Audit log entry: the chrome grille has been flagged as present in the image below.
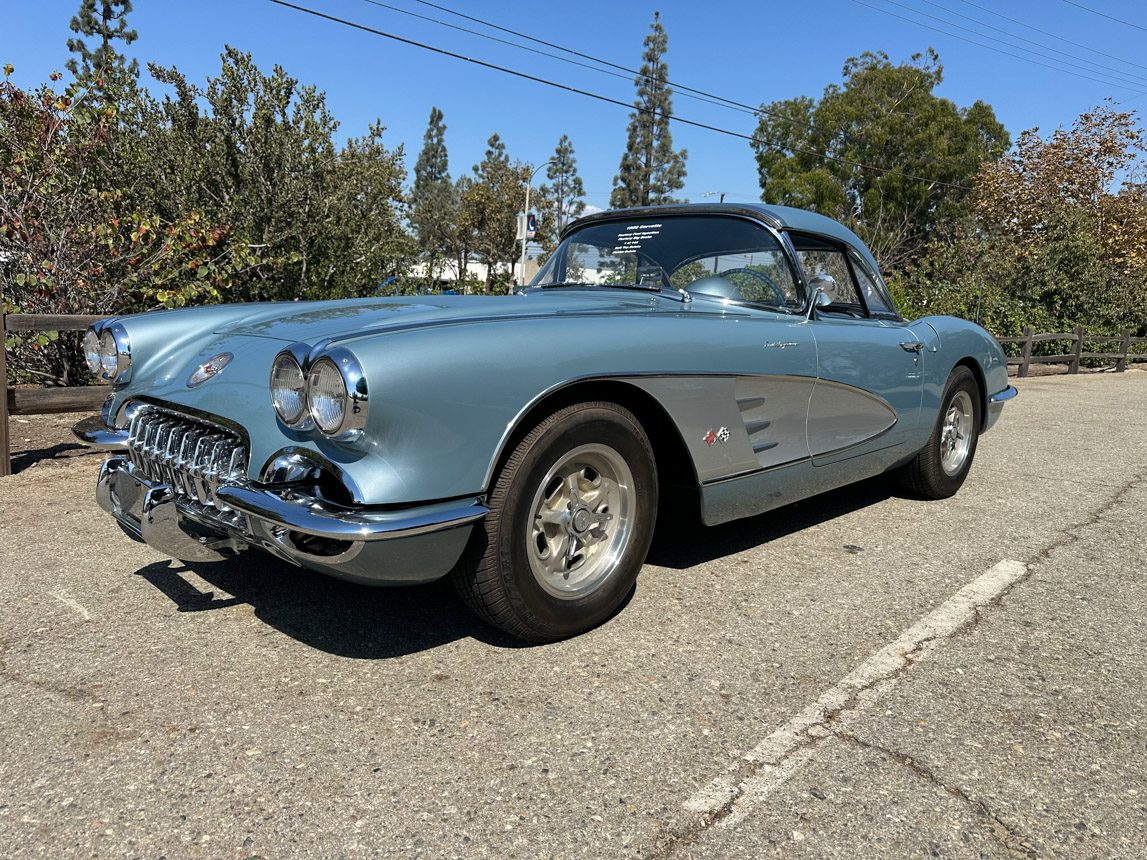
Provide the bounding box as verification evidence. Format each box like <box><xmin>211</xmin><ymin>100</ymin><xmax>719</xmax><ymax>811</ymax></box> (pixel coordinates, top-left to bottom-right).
<box><xmin>125</xmin><ymin>405</ymin><xmax>248</xmax><ymax>516</ymax></box>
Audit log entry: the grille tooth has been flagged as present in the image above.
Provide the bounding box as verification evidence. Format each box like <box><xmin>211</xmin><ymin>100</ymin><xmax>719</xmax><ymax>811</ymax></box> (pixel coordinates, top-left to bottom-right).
<box><xmin>123</xmin><ymin>405</ymin><xmax>248</xmax><ymax>525</ymax></box>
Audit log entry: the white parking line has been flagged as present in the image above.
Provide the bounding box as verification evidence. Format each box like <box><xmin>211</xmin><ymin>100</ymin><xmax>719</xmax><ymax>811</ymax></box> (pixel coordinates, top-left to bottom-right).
<box><xmin>684</xmin><ymin>559</ymin><xmax>1029</xmax><ymax>828</ymax></box>
<box><xmin>50</xmin><ymin>591</ymin><xmax>93</xmax><ymax>621</ymax></box>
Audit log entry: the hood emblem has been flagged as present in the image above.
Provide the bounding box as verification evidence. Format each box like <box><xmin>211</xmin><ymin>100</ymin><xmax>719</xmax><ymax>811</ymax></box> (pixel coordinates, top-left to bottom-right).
<box><xmin>187</xmin><ymin>352</ymin><xmax>234</xmax><ymax>387</ymax></box>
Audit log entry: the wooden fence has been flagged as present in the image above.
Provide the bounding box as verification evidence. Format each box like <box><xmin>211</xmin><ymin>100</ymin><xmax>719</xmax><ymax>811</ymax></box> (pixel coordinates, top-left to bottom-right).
<box><xmin>1</xmin><ymin>313</ymin><xmax>107</xmax><ymax>476</ymax></box>
<box><xmin>2</xmin><ymin>314</ymin><xmax>1147</xmax><ymax>475</ymax></box>
<box><xmin>996</xmin><ymin>325</ymin><xmax>1147</xmax><ymax>377</ymax></box>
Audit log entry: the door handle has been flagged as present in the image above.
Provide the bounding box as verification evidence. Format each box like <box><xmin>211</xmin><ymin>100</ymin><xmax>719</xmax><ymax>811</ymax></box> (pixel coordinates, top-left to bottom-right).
<box><xmin>899</xmin><ymin>341</ymin><xmax>923</xmax><ymax>353</ymax></box>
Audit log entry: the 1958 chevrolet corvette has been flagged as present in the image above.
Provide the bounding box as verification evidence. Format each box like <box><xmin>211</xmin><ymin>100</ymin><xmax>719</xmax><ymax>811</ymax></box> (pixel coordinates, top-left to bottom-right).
<box><xmin>75</xmin><ymin>203</ymin><xmax>1016</xmax><ymax>641</ymax></box>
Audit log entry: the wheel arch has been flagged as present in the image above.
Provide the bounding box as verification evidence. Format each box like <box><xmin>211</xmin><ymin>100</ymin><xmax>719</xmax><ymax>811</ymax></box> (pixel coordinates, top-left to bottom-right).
<box><xmin>482</xmin><ymin>378</ymin><xmax>700</xmax><ymax>505</ymax></box>
<box><xmin>953</xmin><ymin>357</ymin><xmax>989</xmax><ymax>430</ymax></box>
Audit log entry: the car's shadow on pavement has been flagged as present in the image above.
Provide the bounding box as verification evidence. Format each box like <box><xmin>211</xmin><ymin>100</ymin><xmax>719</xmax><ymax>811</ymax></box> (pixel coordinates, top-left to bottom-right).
<box><xmin>134</xmin><ymin>555</ymin><xmax>525</xmax><ymax>659</ymax></box>
<box><xmin>131</xmin><ymin>475</ymin><xmax>894</xmax><ymax>658</ymax></box>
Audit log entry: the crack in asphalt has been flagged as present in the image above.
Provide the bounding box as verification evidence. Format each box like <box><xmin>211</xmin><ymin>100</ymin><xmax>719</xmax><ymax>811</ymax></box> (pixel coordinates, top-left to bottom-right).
<box><xmin>833</xmin><ymin>730</ymin><xmax>1038</xmax><ymax>859</ymax></box>
<box><xmin>648</xmin><ymin>468</ymin><xmax>1147</xmax><ymax>859</ymax></box>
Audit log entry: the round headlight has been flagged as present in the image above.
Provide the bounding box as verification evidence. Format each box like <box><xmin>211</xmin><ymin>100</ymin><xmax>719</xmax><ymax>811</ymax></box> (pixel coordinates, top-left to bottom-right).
<box><xmin>270</xmin><ymin>352</ymin><xmax>307</xmax><ymax>426</ymax></box>
<box><xmin>82</xmin><ymin>329</ymin><xmax>102</xmax><ymax>376</ymax></box>
<box><xmin>307</xmin><ymin>358</ymin><xmax>348</xmax><ymax>435</ymax></box>
<box><xmin>98</xmin><ymin>330</ymin><xmax>119</xmax><ymax>379</ymax></box>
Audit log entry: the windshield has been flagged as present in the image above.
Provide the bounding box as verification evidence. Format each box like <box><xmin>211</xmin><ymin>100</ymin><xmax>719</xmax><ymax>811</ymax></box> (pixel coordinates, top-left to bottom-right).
<box><xmin>531</xmin><ymin>215</ymin><xmax>804</xmax><ymax>308</ymax></box>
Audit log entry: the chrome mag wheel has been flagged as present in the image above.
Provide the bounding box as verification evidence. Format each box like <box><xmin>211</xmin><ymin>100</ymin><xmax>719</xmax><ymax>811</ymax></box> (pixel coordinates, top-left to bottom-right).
<box><xmin>527</xmin><ymin>443</ymin><xmax>635</xmax><ymax>599</ymax></box>
<box><xmin>940</xmin><ymin>390</ymin><xmax>974</xmax><ymax>476</ymax></box>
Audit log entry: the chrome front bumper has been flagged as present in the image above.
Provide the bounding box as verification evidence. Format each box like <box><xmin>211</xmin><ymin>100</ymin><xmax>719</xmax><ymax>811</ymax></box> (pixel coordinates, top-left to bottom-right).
<box><xmin>985</xmin><ymin>385</ymin><xmax>1018</xmax><ymax>432</ymax></box>
<box><xmin>82</xmin><ymin>418</ymin><xmax>486</xmax><ymax>584</ymax></box>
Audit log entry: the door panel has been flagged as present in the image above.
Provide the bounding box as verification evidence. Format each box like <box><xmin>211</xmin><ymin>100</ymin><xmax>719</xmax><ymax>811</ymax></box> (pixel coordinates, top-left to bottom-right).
<box><xmin>807</xmin><ymin>318</ymin><xmax>923</xmax><ymax>466</ymax></box>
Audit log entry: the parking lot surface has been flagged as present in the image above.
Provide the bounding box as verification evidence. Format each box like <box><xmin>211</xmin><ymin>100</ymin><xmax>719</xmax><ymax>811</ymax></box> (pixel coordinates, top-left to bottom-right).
<box><xmin>1</xmin><ymin>371</ymin><xmax>1144</xmax><ymax>858</ymax></box>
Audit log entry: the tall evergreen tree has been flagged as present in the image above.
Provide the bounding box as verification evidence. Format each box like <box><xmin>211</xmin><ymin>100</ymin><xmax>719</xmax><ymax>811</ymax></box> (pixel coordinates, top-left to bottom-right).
<box><xmin>66</xmin><ymin>0</ymin><xmax>139</xmax><ymax>79</ymax></box>
<box><xmin>610</xmin><ymin>11</ymin><xmax>686</xmax><ymax>208</ymax></box>
<box><xmin>545</xmin><ymin>134</ymin><xmax>586</xmax><ymax>233</ymax></box>
<box><xmin>408</xmin><ymin>107</ymin><xmax>456</xmax><ymax>287</ymax></box>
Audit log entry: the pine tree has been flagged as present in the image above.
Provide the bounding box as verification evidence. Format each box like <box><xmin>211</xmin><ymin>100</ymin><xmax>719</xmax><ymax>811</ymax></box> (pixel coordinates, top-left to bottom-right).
<box><xmin>66</xmin><ymin>0</ymin><xmax>139</xmax><ymax>79</ymax></box>
<box><xmin>610</xmin><ymin>11</ymin><xmax>687</xmax><ymax>209</ymax></box>
<box><xmin>460</xmin><ymin>133</ymin><xmax>525</xmax><ymax>293</ymax></box>
<box><xmin>545</xmin><ymin>134</ymin><xmax>586</xmax><ymax>233</ymax></box>
<box><xmin>408</xmin><ymin>107</ymin><xmax>456</xmax><ymax>287</ymax></box>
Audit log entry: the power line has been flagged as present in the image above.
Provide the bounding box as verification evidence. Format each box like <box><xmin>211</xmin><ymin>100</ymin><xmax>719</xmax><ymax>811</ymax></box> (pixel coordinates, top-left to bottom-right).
<box><xmin>354</xmin><ymin>0</ymin><xmax>760</xmax><ymax>119</ymax></box>
<box><xmin>951</xmin><ymin>0</ymin><xmax>1147</xmax><ymax>75</ymax></box>
<box><xmin>1058</xmin><ymin>0</ymin><xmax>1147</xmax><ymax>33</ymax></box>
<box><xmin>264</xmin><ymin>0</ymin><xmax>974</xmax><ymax>190</ymax></box>
<box><xmin>913</xmin><ymin>0</ymin><xmax>1147</xmax><ymax>85</ymax></box>
<box><xmin>851</xmin><ymin>0</ymin><xmax>1146</xmax><ymax>93</ymax></box>
<box><xmin>404</xmin><ymin>0</ymin><xmax>781</xmax><ymax>121</ymax></box>
<box><xmin>862</xmin><ymin>0</ymin><xmax>1147</xmax><ymax>90</ymax></box>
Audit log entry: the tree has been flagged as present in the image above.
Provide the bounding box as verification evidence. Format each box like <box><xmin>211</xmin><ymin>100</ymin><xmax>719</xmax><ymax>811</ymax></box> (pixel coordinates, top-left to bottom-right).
<box><xmin>459</xmin><ymin>134</ymin><xmax>526</xmax><ymax>293</ymax></box>
<box><xmin>409</xmin><ymin>107</ymin><xmax>456</xmax><ymax>288</ymax></box>
<box><xmin>752</xmin><ymin>50</ymin><xmax>1009</xmax><ymax>272</ymax></box>
<box><xmin>66</xmin><ymin>0</ymin><xmax>139</xmax><ymax>79</ymax></box>
<box><xmin>610</xmin><ymin>11</ymin><xmax>687</xmax><ymax>208</ymax></box>
<box><xmin>897</xmin><ymin>104</ymin><xmax>1147</xmax><ymax>336</ymax></box>
<box><xmin>536</xmin><ymin>134</ymin><xmax>586</xmax><ymax>253</ymax></box>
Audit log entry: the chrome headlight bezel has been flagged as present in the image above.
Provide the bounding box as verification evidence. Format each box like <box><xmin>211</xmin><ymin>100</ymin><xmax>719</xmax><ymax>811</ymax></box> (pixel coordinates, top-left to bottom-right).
<box><xmin>269</xmin><ymin>348</ymin><xmax>311</xmax><ymax>429</ymax></box>
<box><xmin>306</xmin><ymin>347</ymin><xmax>369</xmax><ymax>441</ymax></box>
<box><xmin>90</xmin><ymin>322</ymin><xmax>131</xmax><ymax>384</ymax></box>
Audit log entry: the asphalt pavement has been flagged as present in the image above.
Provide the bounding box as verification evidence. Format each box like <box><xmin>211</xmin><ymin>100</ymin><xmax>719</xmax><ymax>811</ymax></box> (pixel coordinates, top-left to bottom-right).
<box><xmin>0</xmin><ymin>371</ymin><xmax>1144</xmax><ymax>859</ymax></box>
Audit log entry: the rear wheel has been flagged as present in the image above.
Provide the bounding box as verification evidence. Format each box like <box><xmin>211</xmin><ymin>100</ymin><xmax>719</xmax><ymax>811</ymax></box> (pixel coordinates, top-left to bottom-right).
<box><xmin>896</xmin><ymin>366</ymin><xmax>981</xmax><ymax>499</ymax></box>
<box><xmin>452</xmin><ymin>401</ymin><xmax>658</xmax><ymax>642</ymax></box>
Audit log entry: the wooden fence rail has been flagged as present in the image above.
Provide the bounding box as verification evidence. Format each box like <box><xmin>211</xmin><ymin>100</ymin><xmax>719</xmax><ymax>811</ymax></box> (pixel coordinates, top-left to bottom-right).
<box><xmin>2</xmin><ymin>314</ymin><xmax>1147</xmax><ymax>475</ymax></box>
<box><xmin>996</xmin><ymin>325</ymin><xmax>1147</xmax><ymax>377</ymax></box>
<box><xmin>1</xmin><ymin>313</ymin><xmax>107</xmax><ymax>476</ymax></box>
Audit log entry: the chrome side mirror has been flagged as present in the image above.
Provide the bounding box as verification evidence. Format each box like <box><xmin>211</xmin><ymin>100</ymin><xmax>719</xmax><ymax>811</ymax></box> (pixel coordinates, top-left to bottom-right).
<box><xmin>806</xmin><ymin>286</ymin><xmax>833</xmax><ymax>320</ymax></box>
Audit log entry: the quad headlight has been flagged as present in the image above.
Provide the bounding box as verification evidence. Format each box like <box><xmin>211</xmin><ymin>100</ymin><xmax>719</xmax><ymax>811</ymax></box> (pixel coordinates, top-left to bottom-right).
<box><xmin>270</xmin><ymin>346</ymin><xmax>368</xmax><ymax>440</ymax></box>
<box><xmin>270</xmin><ymin>352</ymin><xmax>308</xmax><ymax>427</ymax></box>
<box><xmin>84</xmin><ymin>323</ymin><xmax>131</xmax><ymax>383</ymax></box>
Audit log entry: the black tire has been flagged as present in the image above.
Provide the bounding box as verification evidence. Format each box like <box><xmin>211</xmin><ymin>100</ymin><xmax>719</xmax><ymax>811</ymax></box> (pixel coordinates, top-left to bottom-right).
<box><xmin>896</xmin><ymin>365</ymin><xmax>982</xmax><ymax>499</ymax></box>
<box><xmin>452</xmin><ymin>401</ymin><xmax>658</xmax><ymax>642</ymax></box>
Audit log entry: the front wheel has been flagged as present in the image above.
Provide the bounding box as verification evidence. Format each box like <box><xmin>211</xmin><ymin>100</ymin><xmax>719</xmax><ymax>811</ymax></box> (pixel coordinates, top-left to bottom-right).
<box><xmin>452</xmin><ymin>401</ymin><xmax>658</xmax><ymax>642</ymax></box>
<box><xmin>896</xmin><ymin>366</ymin><xmax>981</xmax><ymax>499</ymax></box>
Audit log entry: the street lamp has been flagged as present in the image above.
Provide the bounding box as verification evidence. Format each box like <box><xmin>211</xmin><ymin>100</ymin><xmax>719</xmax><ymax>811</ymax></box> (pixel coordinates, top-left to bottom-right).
<box><xmin>520</xmin><ymin>160</ymin><xmax>556</xmax><ymax>286</ymax></box>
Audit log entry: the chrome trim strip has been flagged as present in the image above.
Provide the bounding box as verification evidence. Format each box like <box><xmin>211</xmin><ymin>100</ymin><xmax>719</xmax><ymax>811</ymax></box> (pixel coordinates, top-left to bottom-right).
<box><xmin>214</xmin><ymin>485</ymin><xmax>488</xmax><ymax>542</ymax></box>
<box><xmin>988</xmin><ymin>386</ymin><xmax>1018</xmax><ymax>404</ymax></box>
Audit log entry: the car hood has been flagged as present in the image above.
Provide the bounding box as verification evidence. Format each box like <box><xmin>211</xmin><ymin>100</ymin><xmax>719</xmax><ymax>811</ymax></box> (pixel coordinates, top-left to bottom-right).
<box><xmin>209</xmin><ymin>292</ymin><xmax>669</xmax><ymax>345</ymax></box>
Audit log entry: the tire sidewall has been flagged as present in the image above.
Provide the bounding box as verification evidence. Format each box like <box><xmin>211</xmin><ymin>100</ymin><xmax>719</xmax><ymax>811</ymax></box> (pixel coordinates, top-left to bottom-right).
<box><xmin>492</xmin><ymin>406</ymin><xmax>657</xmax><ymax>639</ymax></box>
<box><xmin>930</xmin><ymin>367</ymin><xmax>981</xmax><ymax>494</ymax></box>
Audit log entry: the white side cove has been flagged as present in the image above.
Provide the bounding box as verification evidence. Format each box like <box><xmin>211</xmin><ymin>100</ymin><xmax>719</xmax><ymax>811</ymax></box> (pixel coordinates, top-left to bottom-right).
<box><xmin>684</xmin><ymin>559</ymin><xmax>1030</xmax><ymax>828</ymax></box>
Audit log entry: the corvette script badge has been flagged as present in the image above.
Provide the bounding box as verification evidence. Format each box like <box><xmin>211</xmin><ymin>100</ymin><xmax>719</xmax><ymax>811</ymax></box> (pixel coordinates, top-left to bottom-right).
<box><xmin>187</xmin><ymin>352</ymin><xmax>234</xmax><ymax>387</ymax></box>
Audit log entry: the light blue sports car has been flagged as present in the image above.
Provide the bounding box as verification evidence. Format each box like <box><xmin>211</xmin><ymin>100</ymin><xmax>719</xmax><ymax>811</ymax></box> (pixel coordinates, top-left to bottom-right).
<box><xmin>75</xmin><ymin>203</ymin><xmax>1016</xmax><ymax>641</ymax></box>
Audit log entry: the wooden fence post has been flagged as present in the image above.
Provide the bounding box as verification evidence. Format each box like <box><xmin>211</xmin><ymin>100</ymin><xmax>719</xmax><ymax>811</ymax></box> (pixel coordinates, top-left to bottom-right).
<box><xmin>1070</xmin><ymin>325</ymin><xmax>1083</xmax><ymax>374</ymax></box>
<box><xmin>0</xmin><ymin>313</ymin><xmax>10</xmax><ymax>477</ymax></box>
<box><xmin>1019</xmin><ymin>326</ymin><xmax>1033</xmax><ymax>378</ymax></box>
<box><xmin>1116</xmin><ymin>330</ymin><xmax>1132</xmax><ymax>373</ymax></box>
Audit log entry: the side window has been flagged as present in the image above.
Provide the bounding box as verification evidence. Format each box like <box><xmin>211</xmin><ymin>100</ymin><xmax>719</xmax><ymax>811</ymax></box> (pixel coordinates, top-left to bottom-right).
<box><xmin>795</xmin><ymin>249</ymin><xmax>864</xmax><ymax>307</ymax></box>
<box><xmin>670</xmin><ymin>248</ymin><xmax>801</xmax><ymax>306</ymax></box>
<box><xmin>850</xmin><ymin>254</ymin><xmax>896</xmax><ymax>316</ymax></box>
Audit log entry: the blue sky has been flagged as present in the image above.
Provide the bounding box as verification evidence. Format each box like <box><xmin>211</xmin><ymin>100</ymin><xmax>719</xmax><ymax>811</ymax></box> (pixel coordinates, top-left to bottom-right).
<box><xmin>5</xmin><ymin>0</ymin><xmax>1146</xmax><ymax>210</ymax></box>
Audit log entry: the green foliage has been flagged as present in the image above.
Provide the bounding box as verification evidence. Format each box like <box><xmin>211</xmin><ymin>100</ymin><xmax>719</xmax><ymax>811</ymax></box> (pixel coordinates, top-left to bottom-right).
<box><xmin>900</xmin><ymin>104</ymin><xmax>1147</xmax><ymax>337</ymax></box>
<box><xmin>66</xmin><ymin>0</ymin><xmax>139</xmax><ymax>79</ymax></box>
<box><xmin>131</xmin><ymin>47</ymin><xmax>411</xmax><ymax>302</ymax></box>
<box><xmin>611</xmin><ymin>12</ymin><xmax>687</xmax><ymax>208</ymax></box>
<box><xmin>753</xmin><ymin>50</ymin><xmax>1009</xmax><ymax>271</ymax></box>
